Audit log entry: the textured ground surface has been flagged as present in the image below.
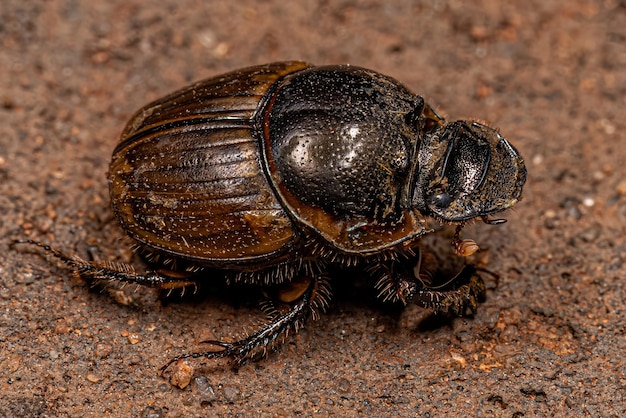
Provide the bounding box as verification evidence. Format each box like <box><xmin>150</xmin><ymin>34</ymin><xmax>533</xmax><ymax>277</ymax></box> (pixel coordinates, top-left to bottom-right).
<box><xmin>1</xmin><ymin>1</ymin><xmax>625</xmax><ymax>416</ymax></box>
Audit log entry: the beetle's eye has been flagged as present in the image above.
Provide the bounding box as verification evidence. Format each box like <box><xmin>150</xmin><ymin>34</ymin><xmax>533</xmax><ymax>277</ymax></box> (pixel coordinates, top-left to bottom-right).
<box><xmin>431</xmin><ymin>192</ymin><xmax>452</xmax><ymax>209</ymax></box>
<box><xmin>441</xmin><ymin>125</ymin><xmax>490</xmax><ymax>196</ymax></box>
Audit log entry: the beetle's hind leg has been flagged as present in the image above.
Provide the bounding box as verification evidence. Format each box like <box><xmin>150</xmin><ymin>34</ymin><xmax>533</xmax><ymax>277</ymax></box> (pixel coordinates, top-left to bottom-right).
<box><xmin>12</xmin><ymin>240</ymin><xmax>197</xmax><ymax>291</ymax></box>
<box><xmin>160</xmin><ymin>273</ymin><xmax>331</xmax><ymax>373</ymax></box>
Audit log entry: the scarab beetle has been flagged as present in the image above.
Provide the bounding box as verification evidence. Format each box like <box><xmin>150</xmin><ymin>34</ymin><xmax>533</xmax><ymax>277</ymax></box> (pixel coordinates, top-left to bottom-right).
<box><xmin>18</xmin><ymin>62</ymin><xmax>526</xmax><ymax>371</ymax></box>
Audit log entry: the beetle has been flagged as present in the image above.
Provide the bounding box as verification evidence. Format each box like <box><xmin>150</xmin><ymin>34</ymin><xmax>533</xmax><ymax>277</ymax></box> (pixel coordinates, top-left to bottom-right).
<box><xmin>18</xmin><ymin>61</ymin><xmax>526</xmax><ymax>372</ymax></box>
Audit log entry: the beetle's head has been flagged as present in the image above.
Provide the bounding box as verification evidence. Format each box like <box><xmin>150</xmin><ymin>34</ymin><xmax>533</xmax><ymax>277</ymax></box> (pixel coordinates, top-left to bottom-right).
<box><xmin>413</xmin><ymin>121</ymin><xmax>526</xmax><ymax>223</ymax></box>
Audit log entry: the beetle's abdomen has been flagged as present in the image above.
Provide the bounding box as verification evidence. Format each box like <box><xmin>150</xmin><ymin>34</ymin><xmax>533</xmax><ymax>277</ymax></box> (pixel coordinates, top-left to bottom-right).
<box><xmin>109</xmin><ymin>62</ymin><xmax>312</xmax><ymax>264</ymax></box>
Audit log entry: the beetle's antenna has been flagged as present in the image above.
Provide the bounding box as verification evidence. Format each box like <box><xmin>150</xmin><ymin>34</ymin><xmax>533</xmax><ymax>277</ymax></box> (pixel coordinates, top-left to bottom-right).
<box><xmin>452</xmin><ymin>223</ymin><xmax>480</xmax><ymax>257</ymax></box>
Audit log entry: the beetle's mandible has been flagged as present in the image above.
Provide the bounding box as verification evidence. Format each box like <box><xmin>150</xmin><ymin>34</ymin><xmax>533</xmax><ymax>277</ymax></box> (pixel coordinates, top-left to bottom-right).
<box><xmin>17</xmin><ymin>62</ymin><xmax>526</xmax><ymax>373</ymax></box>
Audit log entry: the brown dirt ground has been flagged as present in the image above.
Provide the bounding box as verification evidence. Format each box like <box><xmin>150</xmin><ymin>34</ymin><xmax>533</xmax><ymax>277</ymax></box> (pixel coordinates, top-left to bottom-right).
<box><xmin>1</xmin><ymin>1</ymin><xmax>625</xmax><ymax>416</ymax></box>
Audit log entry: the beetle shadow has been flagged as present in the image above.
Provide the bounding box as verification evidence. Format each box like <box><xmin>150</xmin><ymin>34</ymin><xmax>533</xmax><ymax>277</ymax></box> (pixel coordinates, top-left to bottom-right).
<box><xmin>155</xmin><ymin>270</ymin><xmax>262</xmax><ymax>311</ymax></box>
<box><xmin>152</xmin><ymin>263</ymin><xmax>460</xmax><ymax>336</ymax></box>
<box><xmin>137</xmin><ymin>241</ymin><xmax>481</xmax><ymax>342</ymax></box>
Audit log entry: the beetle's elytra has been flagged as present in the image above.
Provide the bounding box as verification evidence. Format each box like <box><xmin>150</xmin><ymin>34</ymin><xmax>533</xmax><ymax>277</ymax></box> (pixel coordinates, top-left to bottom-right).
<box><xmin>19</xmin><ymin>62</ymin><xmax>526</xmax><ymax>372</ymax></box>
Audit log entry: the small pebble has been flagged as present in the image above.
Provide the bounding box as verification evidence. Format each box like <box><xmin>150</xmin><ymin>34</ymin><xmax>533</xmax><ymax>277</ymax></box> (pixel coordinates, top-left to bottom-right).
<box><xmin>616</xmin><ymin>180</ymin><xmax>626</xmax><ymax>196</ymax></box>
<box><xmin>194</xmin><ymin>376</ymin><xmax>217</xmax><ymax>401</ymax></box>
<box><xmin>222</xmin><ymin>385</ymin><xmax>240</xmax><ymax>402</ymax></box>
<box><xmin>169</xmin><ymin>360</ymin><xmax>194</xmax><ymax>389</ymax></box>
<box><xmin>86</xmin><ymin>373</ymin><xmax>101</xmax><ymax>383</ymax></box>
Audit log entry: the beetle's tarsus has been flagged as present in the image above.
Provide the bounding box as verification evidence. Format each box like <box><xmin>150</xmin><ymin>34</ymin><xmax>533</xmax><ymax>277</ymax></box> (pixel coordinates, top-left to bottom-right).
<box><xmin>159</xmin><ymin>340</ymin><xmax>235</xmax><ymax>374</ymax></box>
<box><xmin>13</xmin><ymin>239</ymin><xmax>196</xmax><ymax>289</ymax></box>
<box><xmin>12</xmin><ymin>239</ymin><xmax>86</xmax><ymax>267</ymax></box>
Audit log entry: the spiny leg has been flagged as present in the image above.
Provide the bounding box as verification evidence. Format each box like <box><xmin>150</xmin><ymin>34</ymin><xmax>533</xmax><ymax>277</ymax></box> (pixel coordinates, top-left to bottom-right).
<box><xmin>12</xmin><ymin>239</ymin><xmax>196</xmax><ymax>290</ymax></box>
<box><xmin>374</xmin><ymin>249</ymin><xmax>486</xmax><ymax>317</ymax></box>
<box><xmin>407</xmin><ymin>264</ymin><xmax>486</xmax><ymax>316</ymax></box>
<box><xmin>160</xmin><ymin>274</ymin><xmax>331</xmax><ymax>374</ymax></box>
<box><xmin>374</xmin><ymin>248</ymin><xmax>437</xmax><ymax>304</ymax></box>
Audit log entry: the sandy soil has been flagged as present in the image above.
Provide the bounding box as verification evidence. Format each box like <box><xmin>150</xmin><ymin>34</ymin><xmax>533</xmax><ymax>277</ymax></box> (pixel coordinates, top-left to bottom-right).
<box><xmin>1</xmin><ymin>0</ymin><xmax>625</xmax><ymax>416</ymax></box>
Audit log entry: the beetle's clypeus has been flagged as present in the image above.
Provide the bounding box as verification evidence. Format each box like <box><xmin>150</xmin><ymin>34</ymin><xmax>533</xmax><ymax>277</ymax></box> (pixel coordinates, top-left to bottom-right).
<box><xmin>19</xmin><ymin>62</ymin><xmax>526</xmax><ymax>373</ymax></box>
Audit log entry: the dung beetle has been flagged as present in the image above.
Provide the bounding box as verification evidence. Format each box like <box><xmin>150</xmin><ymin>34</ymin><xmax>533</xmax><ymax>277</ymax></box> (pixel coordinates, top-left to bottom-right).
<box><xmin>17</xmin><ymin>62</ymin><xmax>526</xmax><ymax>372</ymax></box>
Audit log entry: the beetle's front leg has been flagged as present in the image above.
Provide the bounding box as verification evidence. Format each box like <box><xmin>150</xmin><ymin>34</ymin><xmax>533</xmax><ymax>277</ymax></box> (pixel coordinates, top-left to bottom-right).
<box><xmin>374</xmin><ymin>251</ymin><xmax>486</xmax><ymax>317</ymax></box>
<box><xmin>406</xmin><ymin>264</ymin><xmax>486</xmax><ymax>316</ymax></box>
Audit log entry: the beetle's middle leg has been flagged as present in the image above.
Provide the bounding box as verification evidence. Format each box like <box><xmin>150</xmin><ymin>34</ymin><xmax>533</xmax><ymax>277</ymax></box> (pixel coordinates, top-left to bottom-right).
<box><xmin>160</xmin><ymin>270</ymin><xmax>331</xmax><ymax>373</ymax></box>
